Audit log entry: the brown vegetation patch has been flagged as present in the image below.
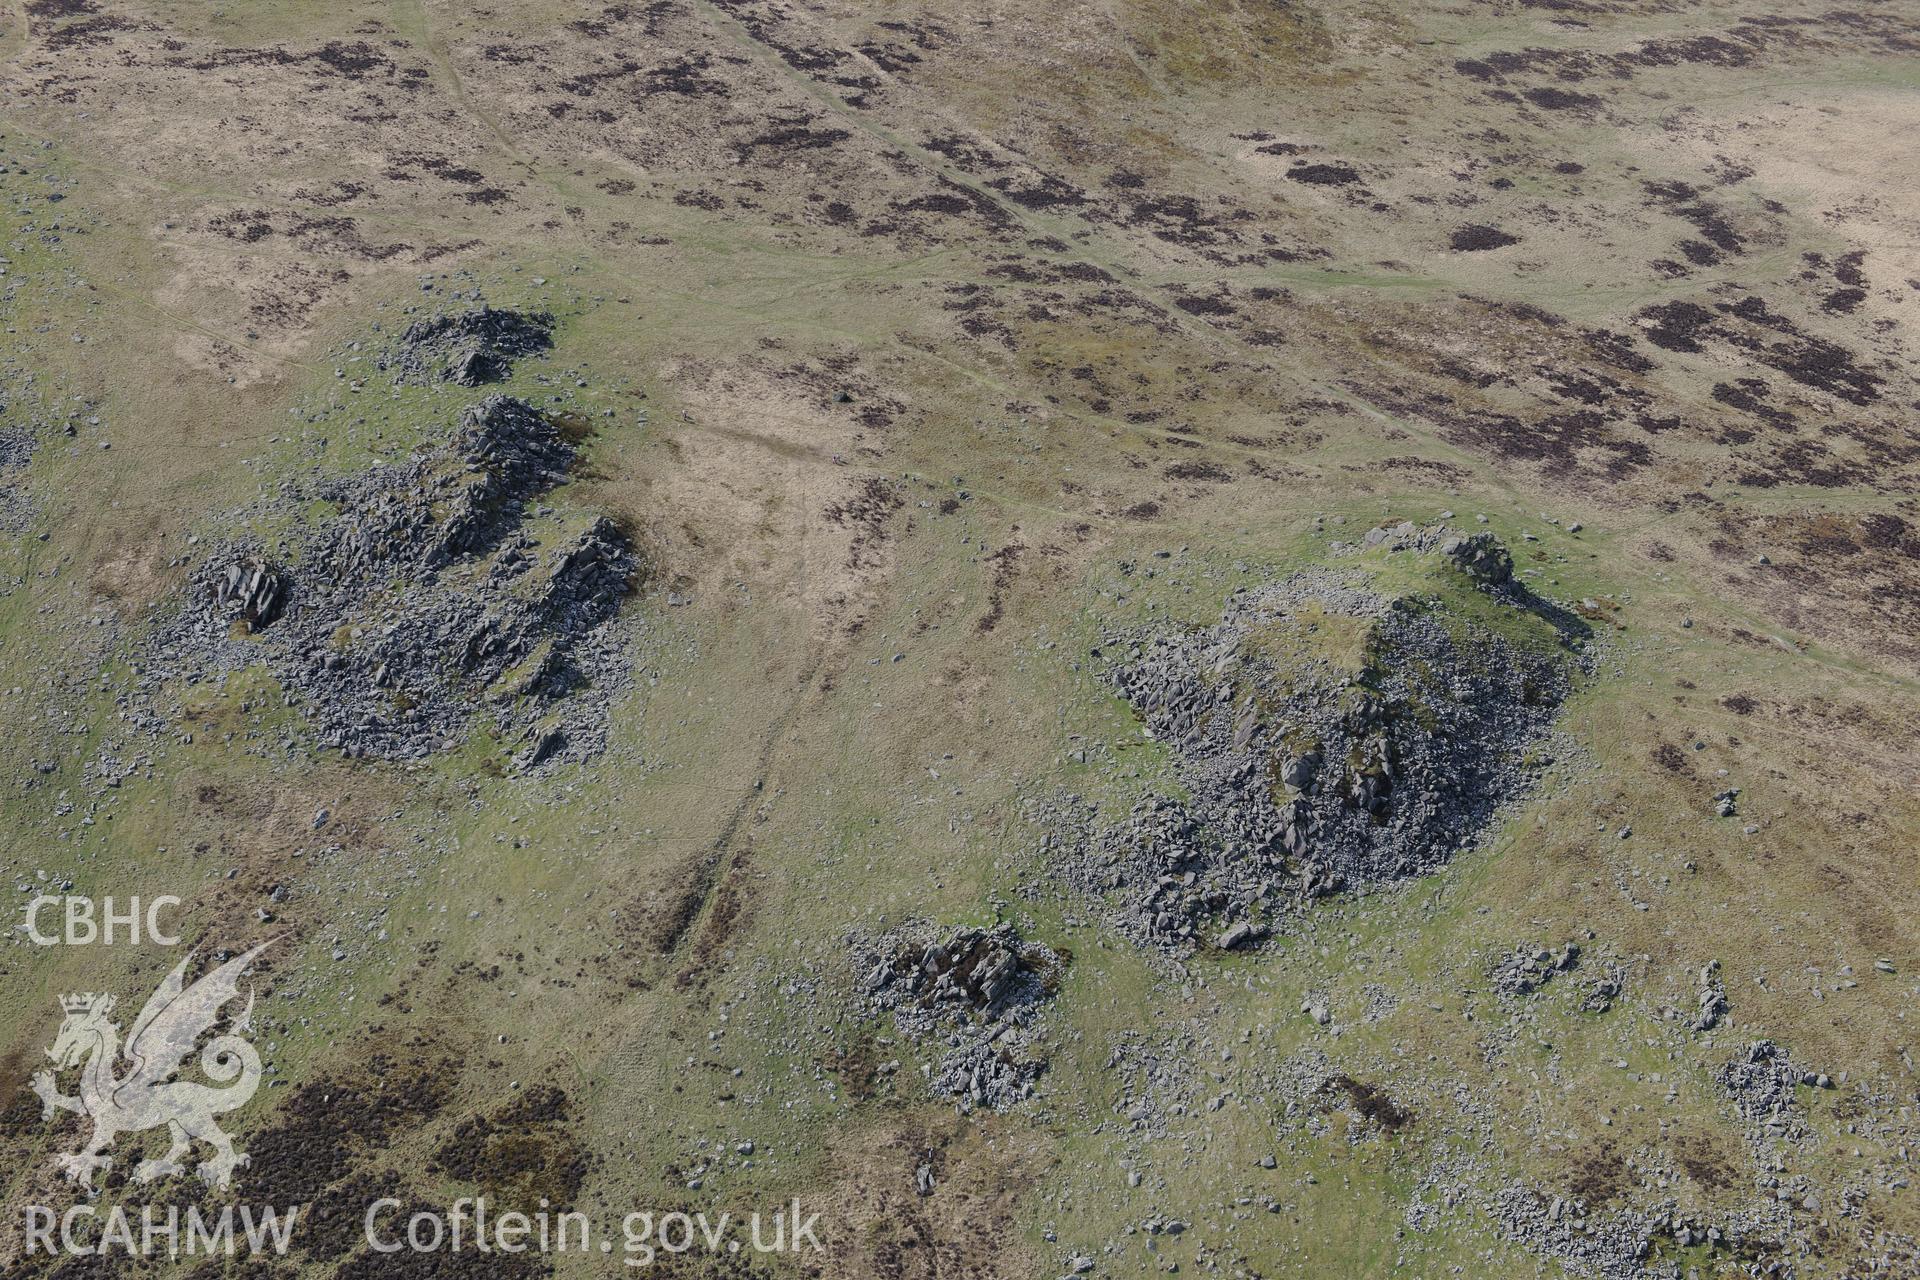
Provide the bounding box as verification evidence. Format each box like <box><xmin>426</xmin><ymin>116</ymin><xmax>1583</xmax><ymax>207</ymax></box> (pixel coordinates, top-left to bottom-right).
<box><xmin>1323</xmin><ymin>1074</ymin><xmax>1412</xmax><ymax>1132</ymax></box>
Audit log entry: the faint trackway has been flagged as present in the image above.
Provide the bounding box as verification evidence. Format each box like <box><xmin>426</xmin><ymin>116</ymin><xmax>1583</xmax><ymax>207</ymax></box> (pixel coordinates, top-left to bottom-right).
<box><xmin>391</xmin><ymin>0</ymin><xmax>534</xmax><ymax>173</ymax></box>
<box><xmin>649</xmin><ymin>646</ymin><xmax>826</xmax><ymax>960</ymax></box>
<box><xmin>594</xmin><ymin>643</ymin><xmax>828</xmax><ymax>1099</ymax></box>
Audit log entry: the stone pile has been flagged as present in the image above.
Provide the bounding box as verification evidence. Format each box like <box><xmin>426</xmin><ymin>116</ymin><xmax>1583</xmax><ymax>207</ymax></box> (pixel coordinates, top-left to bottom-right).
<box><xmin>1488</xmin><ymin>1184</ymin><xmax>1662</xmax><ymax>1280</ymax></box>
<box><xmin>1492</xmin><ymin>943</ymin><xmax>1579</xmax><ymax>997</ymax></box>
<box><xmin>1718</xmin><ymin>1040</ymin><xmax>1820</xmax><ymax>1137</ymax></box>
<box><xmin>1580</xmin><ymin>962</ymin><xmax>1625</xmax><ymax>1014</ymax></box>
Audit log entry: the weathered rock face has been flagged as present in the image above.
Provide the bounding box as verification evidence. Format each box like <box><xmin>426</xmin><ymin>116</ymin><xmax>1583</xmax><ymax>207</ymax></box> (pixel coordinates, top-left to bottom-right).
<box><xmin>147</xmin><ymin>395</ymin><xmax>637</xmax><ymax>768</ymax></box>
<box><xmin>1440</xmin><ymin>530</ymin><xmax>1514</xmax><ymax>586</ymax></box>
<box><xmin>211</xmin><ymin>556</ymin><xmax>288</xmax><ymax>630</ymax></box>
<box><xmin>1060</xmin><ymin>562</ymin><xmax>1583</xmax><ymax>950</ymax></box>
<box><xmin>858</xmin><ymin>923</ymin><xmax>1064</xmax><ymax>1112</ymax></box>
<box><xmin>383</xmin><ymin>306</ymin><xmax>555</xmax><ymax>387</ymax></box>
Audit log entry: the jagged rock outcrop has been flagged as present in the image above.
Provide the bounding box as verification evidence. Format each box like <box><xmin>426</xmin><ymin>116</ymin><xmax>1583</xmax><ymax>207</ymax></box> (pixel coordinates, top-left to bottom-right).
<box><xmin>147</xmin><ymin>395</ymin><xmax>637</xmax><ymax>767</ymax></box>
<box><xmin>383</xmin><ymin>306</ymin><xmax>555</xmax><ymax>386</ymax></box>
<box><xmin>208</xmin><ymin>557</ymin><xmax>287</xmax><ymax>630</ymax></box>
<box><xmin>1055</xmin><ymin>559</ymin><xmax>1585</xmax><ymax>950</ymax></box>
<box><xmin>1441</xmin><ymin>530</ymin><xmax>1514</xmax><ymax>586</ymax></box>
<box><xmin>858</xmin><ymin>923</ymin><xmax>1065</xmax><ymax>1112</ymax></box>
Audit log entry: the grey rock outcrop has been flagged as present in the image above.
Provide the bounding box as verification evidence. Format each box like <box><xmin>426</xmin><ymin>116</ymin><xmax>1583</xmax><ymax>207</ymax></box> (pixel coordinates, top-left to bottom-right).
<box><xmin>1440</xmin><ymin>531</ymin><xmax>1514</xmax><ymax>587</ymax></box>
<box><xmin>384</xmin><ymin>306</ymin><xmax>555</xmax><ymax>386</ymax></box>
<box><xmin>208</xmin><ymin>556</ymin><xmax>288</xmax><ymax>630</ymax></box>
<box><xmin>859</xmin><ymin>922</ymin><xmax>1064</xmax><ymax>1112</ymax></box>
<box><xmin>1058</xmin><ymin>566</ymin><xmax>1583</xmax><ymax>950</ymax></box>
<box><xmin>1693</xmin><ymin>960</ymin><xmax>1728</xmax><ymax>1032</ymax></box>
<box><xmin>146</xmin><ymin>395</ymin><xmax>637</xmax><ymax>767</ymax></box>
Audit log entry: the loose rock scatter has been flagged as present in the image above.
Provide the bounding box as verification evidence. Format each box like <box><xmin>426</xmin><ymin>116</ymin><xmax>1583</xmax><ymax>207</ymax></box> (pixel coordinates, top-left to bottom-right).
<box><xmin>1491</xmin><ymin>942</ymin><xmax>1580</xmax><ymax>997</ymax></box>
<box><xmin>1580</xmin><ymin>961</ymin><xmax>1626</xmax><ymax>1013</ymax></box>
<box><xmin>1718</xmin><ymin>1039</ymin><xmax>1818</xmax><ymax>1140</ymax></box>
<box><xmin>144</xmin><ymin>395</ymin><xmax>638</xmax><ymax>767</ymax></box>
<box><xmin>0</xmin><ymin>422</ymin><xmax>35</xmax><ymax>532</ymax></box>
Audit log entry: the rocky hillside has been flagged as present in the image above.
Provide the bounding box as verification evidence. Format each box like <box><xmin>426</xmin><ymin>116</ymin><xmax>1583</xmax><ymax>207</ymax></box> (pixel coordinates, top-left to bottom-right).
<box><xmin>0</xmin><ymin>2</ymin><xmax>1914</xmax><ymax>1279</ymax></box>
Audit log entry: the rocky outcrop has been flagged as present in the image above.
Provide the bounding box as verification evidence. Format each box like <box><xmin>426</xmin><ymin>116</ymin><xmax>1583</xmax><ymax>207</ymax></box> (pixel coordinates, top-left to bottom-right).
<box><xmin>146</xmin><ymin>395</ymin><xmax>637</xmax><ymax>767</ymax></box>
<box><xmin>1694</xmin><ymin>959</ymin><xmax>1728</xmax><ymax>1032</ymax></box>
<box><xmin>383</xmin><ymin>306</ymin><xmax>555</xmax><ymax>386</ymax></box>
<box><xmin>1056</xmin><ymin>561</ymin><xmax>1584</xmax><ymax>950</ymax></box>
<box><xmin>1440</xmin><ymin>531</ymin><xmax>1514</xmax><ymax>587</ymax></box>
<box><xmin>858</xmin><ymin>923</ymin><xmax>1064</xmax><ymax>1112</ymax></box>
<box><xmin>208</xmin><ymin>557</ymin><xmax>287</xmax><ymax>631</ymax></box>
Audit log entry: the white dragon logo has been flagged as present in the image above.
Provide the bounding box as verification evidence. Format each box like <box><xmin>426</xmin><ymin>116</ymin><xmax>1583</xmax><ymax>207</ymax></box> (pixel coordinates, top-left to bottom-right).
<box><xmin>30</xmin><ymin>941</ymin><xmax>272</xmax><ymax>1190</ymax></box>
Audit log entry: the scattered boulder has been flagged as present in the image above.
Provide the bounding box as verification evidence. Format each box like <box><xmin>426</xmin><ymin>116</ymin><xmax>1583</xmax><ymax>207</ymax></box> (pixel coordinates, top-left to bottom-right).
<box><xmin>1217</xmin><ymin>919</ymin><xmax>1265</xmax><ymax>951</ymax></box>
